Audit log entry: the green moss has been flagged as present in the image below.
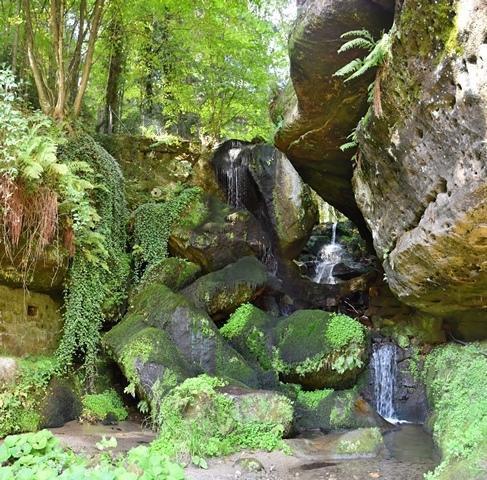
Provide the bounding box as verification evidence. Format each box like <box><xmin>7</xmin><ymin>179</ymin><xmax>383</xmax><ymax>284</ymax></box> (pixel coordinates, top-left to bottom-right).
<box><xmin>150</xmin><ymin>375</ymin><xmax>291</xmax><ymax>464</ymax></box>
<box><xmin>81</xmin><ymin>389</ymin><xmax>128</xmax><ymax>423</ymax></box>
<box><xmin>274</xmin><ymin>311</ymin><xmax>366</xmax><ymax>385</ymax></box>
<box><xmin>297</xmin><ymin>388</ymin><xmax>334</xmax><ymax>410</ymax></box>
<box><xmin>400</xmin><ymin>0</ymin><xmax>461</xmax><ymax>59</ymax></box>
<box><xmin>0</xmin><ymin>357</ymin><xmax>57</xmax><ymax>437</ymax></box>
<box><xmin>424</xmin><ymin>343</ymin><xmax>487</xmax><ymax>480</ymax></box>
<box><xmin>220</xmin><ymin>303</ymin><xmax>273</xmax><ymax>370</ymax></box>
<box><xmin>336</xmin><ymin>427</ymin><xmax>383</xmax><ymax>455</ymax></box>
<box><xmin>330</xmin><ymin>390</ymin><xmax>356</xmax><ymax>429</ymax></box>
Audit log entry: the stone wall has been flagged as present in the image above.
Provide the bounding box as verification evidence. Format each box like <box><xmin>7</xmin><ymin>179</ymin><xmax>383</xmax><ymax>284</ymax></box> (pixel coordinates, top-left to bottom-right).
<box><xmin>0</xmin><ymin>285</ymin><xmax>62</xmax><ymax>356</ymax></box>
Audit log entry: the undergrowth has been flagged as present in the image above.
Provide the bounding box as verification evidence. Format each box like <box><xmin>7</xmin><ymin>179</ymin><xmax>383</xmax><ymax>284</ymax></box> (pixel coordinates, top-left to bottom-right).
<box><xmin>80</xmin><ymin>389</ymin><xmax>128</xmax><ymax>423</ymax></box>
<box><xmin>424</xmin><ymin>343</ymin><xmax>487</xmax><ymax>479</ymax></box>
<box><xmin>0</xmin><ymin>357</ymin><xmax>57</xmax><ymax>437</ymax></box>
<box><xmin>0</xmin><ymin>429</ymin><xmax>185</xmax><ymax>479</ymax></box>
<box><xmin>150</xmin><ymin>375</ymin><xmax>291</xmax><ymax>466</ymax></box>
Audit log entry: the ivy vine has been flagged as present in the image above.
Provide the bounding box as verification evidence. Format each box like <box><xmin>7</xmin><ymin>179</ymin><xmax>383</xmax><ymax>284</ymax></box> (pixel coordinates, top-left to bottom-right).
<box><xmin>56</xmin><ymin>135</ymin><xmax>129</xmax><ymax>381</ymax></box>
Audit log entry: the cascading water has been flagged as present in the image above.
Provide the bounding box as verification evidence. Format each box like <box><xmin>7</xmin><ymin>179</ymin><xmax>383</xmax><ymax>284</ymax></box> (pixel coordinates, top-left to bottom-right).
<box><xmin>217</xmin><ymin>147</ymin><xmax>248</xmax><ymax>208</ymax></box>
<box><xmin>313</xmin><ymin>222</ymin><xmax>343</xmax><ymax>284</ymax></box>
<box><xmin>372</xmin><ymin>342</ymin><xmax>398</xmax><ymax>423</ymax></box>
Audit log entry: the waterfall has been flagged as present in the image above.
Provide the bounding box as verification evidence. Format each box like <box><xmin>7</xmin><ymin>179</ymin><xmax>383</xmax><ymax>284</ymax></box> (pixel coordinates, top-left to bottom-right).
<box><xmin>313</xmin><ymin>222</ymin><xmax>343</xmax><ymax>284</ymax></box>
<box><xmin>218</xmin><ymin>147</ymin><xmax>247</xmax><ymax>209</ymax></box>
<box><xmin>372</xmin><ymin>342</ymin><xmax>398</xmax><ymax>423</ymax></box>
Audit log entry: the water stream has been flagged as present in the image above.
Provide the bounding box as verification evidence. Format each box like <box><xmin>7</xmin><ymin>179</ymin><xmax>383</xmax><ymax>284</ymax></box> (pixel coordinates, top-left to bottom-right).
<box><xmin>372</xmin><ymin>342</ymin><xmax>399</xmax><ymax>423</ymax></box>
<box><xmin>313</xmin><ymin>222</ymin><xmax>343</xmax><ymax>284</ymax></box>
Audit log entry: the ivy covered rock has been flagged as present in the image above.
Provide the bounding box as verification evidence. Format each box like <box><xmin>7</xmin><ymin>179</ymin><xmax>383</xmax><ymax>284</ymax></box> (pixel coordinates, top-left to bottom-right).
<box><xmin>182</xmin><ymin>256</ymin><xmax>268</xmax><ymax>318</ymax></box>
<box><xmin>220</xmin><ymin>303</ymin><xmax>277</xmax><ymax>371</ymax></box>
<box><xmin>168</xmin><ymin>192</ymin><xmax>268</xmax><ymax>272</ymax></box>
<box><xmin>104</xmin><ymin>284</ymin><xmax>264</xmax><ymax>401</ymax></box>
<box><xmin>273</xmin><ymin>311</ymin><xmax>367</xmax><ymax>389</ymax></box>
<box><xmin>354</xmin><ymin>0</ymin><xmax>487</xmax><ymax>322</ymax></box>
<box><xmin>137</xmin><ymin>257</ymin><xmax>201</xmax><ymax>292</ymax></box>
<box><xmin>212</xmin><ymin>140</ymin><xmax>319</xmax><ymax>259</ymax></box>
<box><xmin>272</xmin><ymin>0</ymin><xmax>393</xmax><ymax>235</ymax></box>
<box><xmin>150</xmin><ymin>375</ymin><xmax>293</xmax><ymax>462</ymax></box>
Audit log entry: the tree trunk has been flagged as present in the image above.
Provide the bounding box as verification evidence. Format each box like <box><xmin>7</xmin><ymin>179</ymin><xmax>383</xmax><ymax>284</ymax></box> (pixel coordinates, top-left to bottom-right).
<box><xmin>73</xmin><ymin>0</ymin><xmax>105</xmax><ymax>118</ymax></box>
<box><xmin>100</xmin><ymin>16</ymin><xmax>124</xmax><ymax>134</ymax></box>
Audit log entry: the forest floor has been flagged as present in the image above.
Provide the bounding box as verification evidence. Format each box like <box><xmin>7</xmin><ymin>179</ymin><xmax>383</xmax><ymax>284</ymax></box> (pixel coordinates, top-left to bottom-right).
<box><xmin>51</xmin><ymin>422</ymin><xmax>438</xmax><ymax>480</ymax></box>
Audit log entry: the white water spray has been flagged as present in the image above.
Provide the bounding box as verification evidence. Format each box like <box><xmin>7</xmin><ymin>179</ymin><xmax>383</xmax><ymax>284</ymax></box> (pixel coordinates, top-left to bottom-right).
<box><xmin>313</xmin><ymin>222</ymin><xmax>343</xmax><ymax>284</ymax></box>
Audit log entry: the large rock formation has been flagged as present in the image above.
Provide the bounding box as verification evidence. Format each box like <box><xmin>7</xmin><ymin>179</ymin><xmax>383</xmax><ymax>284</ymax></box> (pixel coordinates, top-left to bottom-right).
<box><xmin>354</xmin><ymin>0</ymin><xmax>487</xmax><ymax>321</ymax></box>
<box><xmin>213</xmin><ymin>140</ymin><xmax>319</xmax><ymax>259</ymax></box>
<box><xmin>273</xmin><ymin>0</ymin><xmax>394</xmax><ymax>235</ymax></box>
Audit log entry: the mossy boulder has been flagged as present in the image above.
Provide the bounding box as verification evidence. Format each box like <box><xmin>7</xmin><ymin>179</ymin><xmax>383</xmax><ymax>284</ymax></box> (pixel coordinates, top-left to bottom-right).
<box><xmin>182</xmin><ymin>256</ymin><xmax>268</xmax><ymax>318</ymax></box>
<box><xmin>220</xmin><ymin>303</ymin><xmax>277</xmax><ymax>371</ymax></box>
<box><xmin>354</xmin><ymin>0</ymin><xmax>487</xmax><ymax>321</ymax></box>
<box><xmin>137</xmin><ymin>257</ymin><xmax>201</xmax><ymax>292</ymax></box>
<box><xmin>273</xmin><ymin>311</ymin><xmax>368</xmax><ymax>389</ymax></box>
<box><xmin>168</xmin><ymin>192</ymin><xmax>267</xmax><ymax>272</ymax></box>
<box><xmin>150</xmin><ymin>375</ymin><xmax>293</xmax><ymax>461</ymax></box>
<box><xmin>104</xmin><ymin>284</ymin><xmax>264</xmax><ymax>401</ymax></box>
<box><xmin>293</xmin><ymin>386</ymin><xmax>384</xmax><ymax>433</ymax></box>
<box><xmin>423</xmin><ymin>342</ymin><xmax>487</xmax><ymax>480</ymax></box>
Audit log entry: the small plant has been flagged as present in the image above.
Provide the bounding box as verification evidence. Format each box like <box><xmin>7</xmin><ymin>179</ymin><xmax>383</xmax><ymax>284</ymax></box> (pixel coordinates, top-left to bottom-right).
<box><xmin>81</xmin><ymin>389</ymin><xmax>128</xmax><ymax>423</ymax></box>
<box><xmin>334</xmin><ymin>27</ymin><xmax>394</xmax><ymax>153</ymax></box>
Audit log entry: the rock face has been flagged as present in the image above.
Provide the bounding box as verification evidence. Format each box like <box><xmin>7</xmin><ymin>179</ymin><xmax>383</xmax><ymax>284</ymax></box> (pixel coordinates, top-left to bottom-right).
<box><xmin>182</xmin><ymin>256</ymin><xmax>268</xmax><ymax>318</ymax></box>
<box><xmin>104</xmin><ymin>282</ymin><xmax>268</xmax><ymax>401</ymax></box>
<box><xmin>354</xmin><ymin>0</ymin><xmax>487</xmax><ymax>322</ymax></box>
<box><xmin>168</xmin><ymin>193</ymin><xmax>268</xmax><ymax>272</ymax></box>
<box><xmin>273</xmin><ymin>0</ymin><xmax>393</xmax><ymax>234</ymax></box>
<box><xmin>213</xmin><ymin>140</ymin><xmax>319</xmax><ymax>259</ymax></box>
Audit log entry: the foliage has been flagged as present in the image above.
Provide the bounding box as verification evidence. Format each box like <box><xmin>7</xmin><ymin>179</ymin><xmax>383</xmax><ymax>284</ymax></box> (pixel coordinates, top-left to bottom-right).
<box><xmin>334</xmin><ymin>28</ymin><xmax>394</xmax><ymax>153</ymax></box>
<box><xmin>0</xmin><ymin>68</ymin><xmax>98</xmax><ymax>267</ymax></box>
<box><xmin>0</xmin><ymin>357</ymin><xmax>57</xmax><ymax>438</ymax></box>
<box><xmin>334</xmin><ymin>29</ymin><xmax>392</xmax><ymax>83</ymax></box>
<box><xmin>0</xmin><ymin>430</ymin><xmax>185</xmax><ymax>479</ymax></box>
<box><xmin>81</xmin><ymin>390</ymin><xmax>128</xmax><ymax>423</ymax></box>
<box><xmin>150</xmin><ymin>375</ymin><xmax>291</xmax><ymax>465</ymax></box>
<box><xmin>132</xmin><ymin>186</ymin><xmax>200</xmax><ymax>278</ymax></box>
<box><xmin>56</xmin><ymin>136</ymin><xmax>129</xmax><ymax>381</ymax></box>
<box><xmin>296</xmin><ymin>388</ymin><xmax>333</xmax><ymax>410</ymax></box>
<box><xmin>424</xmin><ymin>343</ymin><xmax>487</xmax><ymax>480</ymax></box>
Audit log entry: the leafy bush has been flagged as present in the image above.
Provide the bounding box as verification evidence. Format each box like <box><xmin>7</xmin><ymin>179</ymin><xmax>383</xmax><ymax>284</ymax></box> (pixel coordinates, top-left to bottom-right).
<box><xmin>150</xmin><ymin>375</ymin><xmax>291</xmax><ymax>465</ymax></box>
<box><xmin>0</xmin><ymin>430</ymin><xmax>185</xmax><ymax>479</ymax></box>
<box><xmin>81</xmin><ymin>389</ymin><xmax>128</xmax><ymax>423</ymax></box>
<box><xmin>0</xmin><ymin>357</ymin><xmax>57</xmax><ymax>437</ymax></box>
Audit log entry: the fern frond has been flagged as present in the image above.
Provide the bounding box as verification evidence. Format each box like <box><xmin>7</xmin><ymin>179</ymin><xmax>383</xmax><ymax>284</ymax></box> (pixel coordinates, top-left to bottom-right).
<box><xmin>340</xmin><ymin>29</ymin><xmax>374</xmax><ymax>43</ymax></box>
<box><xmin>333</xmin><ymin>58</ymin><xmax>363</xmax><ymax>78</ymax></box>
<box><xmin>339</xmin><ymin>141</ymin><xmax>358</xmax><ymax>152</ymax></box>
<box><xmin>338</xmin><ymin>38</ymin><xmax>374</xmax><ymax>54</ymax></box>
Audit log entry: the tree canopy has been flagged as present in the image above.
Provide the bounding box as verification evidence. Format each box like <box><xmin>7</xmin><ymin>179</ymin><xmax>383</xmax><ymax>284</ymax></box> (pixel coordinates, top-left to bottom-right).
<box><xmin>0</xmin><ymin>0</ymin><xmax>293</xmax><ymax>140</ymax></box>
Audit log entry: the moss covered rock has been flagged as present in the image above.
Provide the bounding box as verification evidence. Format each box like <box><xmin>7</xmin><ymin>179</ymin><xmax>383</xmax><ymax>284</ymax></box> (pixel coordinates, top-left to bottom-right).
<box><xmin>220</xmin><ymin>303</ymin><xmax>277</xmax><ymax>370</ymax></box>
<box><xmin>137</xmin><ymin>257</ymin><xmax>201</xmax><ymax>292</ymax></box>
<box><xmin>150</xmin><ymin>375</ymin><xmax>293</xmax><ymax>462</ymax></box>
<box><xmin>104</xmin><ymin>283</ymin><xmax>264</xmax><ymax>404</ymax></box>
<box><xmin>182</xmin><ymin>256</ymin><xmax>268</xmax><ymax>318</ymax></box>
<box><xmin>168</xmin><ymin>192</ymin><xmax>267</xmax><ymax>272</ymax></box>
<box><xmin>273</xmin><ymin>311</ymin><xmax>367</xmax><ymax>389</ymax></box>
<box><xmin>293</xmin><ymin>386</ymin><xmax>384</xmax><ymax>433</ymax></box>
<box><xmin>423</xmin><ymin>342</ymin><xmax>487</xmax><ymax>480</ymax></box>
